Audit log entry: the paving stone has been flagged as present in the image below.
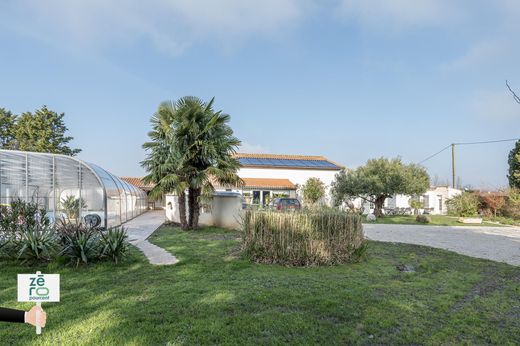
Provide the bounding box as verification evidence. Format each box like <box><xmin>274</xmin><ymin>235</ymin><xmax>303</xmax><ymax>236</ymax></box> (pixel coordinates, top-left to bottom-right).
<box><xmin>123</xmin><ymin>211</ymin><xmax>178</xmax><ymax>265</ymax></box>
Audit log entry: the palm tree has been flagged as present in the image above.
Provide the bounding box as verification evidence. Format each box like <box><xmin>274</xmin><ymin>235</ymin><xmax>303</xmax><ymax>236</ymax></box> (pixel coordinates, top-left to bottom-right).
<box><xmin>142</xmin><ymin>97</ymin><xmax>242</xmax><ymax>230</ymax></box>
<box><xmin>142</xmin><ymin>101</ymin><xmax>189</xmax><ymax>229</ymax></box>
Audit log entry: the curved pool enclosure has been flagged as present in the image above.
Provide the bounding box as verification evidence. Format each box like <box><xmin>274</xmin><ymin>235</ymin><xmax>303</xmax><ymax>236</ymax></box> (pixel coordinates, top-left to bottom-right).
<box><xmin>0</xmin><ymin>149</ymin><xmax>147</xmax><ymax>228</ymax></box>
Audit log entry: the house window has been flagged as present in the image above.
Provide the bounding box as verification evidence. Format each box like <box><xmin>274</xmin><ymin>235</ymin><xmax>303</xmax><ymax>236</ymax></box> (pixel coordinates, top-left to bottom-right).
<box><xmin>438</xmin><ymin>195</ymin><xmax>443</xmax><ymax>212</ymax></box>
<box><xmin>423</xmin><ymin>195</ymin><xmax>429</xmax><ymax>208</ymax></box>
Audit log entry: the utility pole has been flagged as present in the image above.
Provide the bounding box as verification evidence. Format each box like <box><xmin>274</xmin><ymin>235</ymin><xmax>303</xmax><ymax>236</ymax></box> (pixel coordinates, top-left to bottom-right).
<box><xmin>451</xmin><ymin>143</ymin><xmax>456</xmax><ymax>188</ymax></box>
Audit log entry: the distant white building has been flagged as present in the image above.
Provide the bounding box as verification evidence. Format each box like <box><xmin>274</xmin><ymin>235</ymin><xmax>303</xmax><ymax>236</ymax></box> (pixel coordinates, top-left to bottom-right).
<box><xmin>215</xmin><ymin>153</ymin><xmax>343</xmax><ymax>206</ymax></box>
<box><xmin>383</xmin><ymin>186</ymin><xmax>462</xmax><ymax>215</ymax></box>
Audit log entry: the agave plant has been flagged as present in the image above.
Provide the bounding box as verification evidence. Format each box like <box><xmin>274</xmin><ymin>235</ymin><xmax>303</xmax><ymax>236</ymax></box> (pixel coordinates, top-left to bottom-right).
<box><xmin>60</xmin><ymin>196</ymin><xmax>87</xmax><ymax>221</ymax></box>
<box><xmin>100</xmin><ymin>227</ymin><xmax>129</xmax><ymax>263</ymax></box>
<box><xmin>58</xmin><ymin>223</ymin><xmax>101</xmax><ymax>267</ymax></box>
<box><xmin>13</xmin><ymin>225</ymin><xmax>59</xmax><ymax>262</ymax></box>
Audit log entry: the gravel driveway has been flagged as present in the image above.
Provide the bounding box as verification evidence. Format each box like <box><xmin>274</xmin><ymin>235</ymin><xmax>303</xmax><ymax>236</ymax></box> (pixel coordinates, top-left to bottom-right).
<box><xmin>364</xmin><ymin>223</ymin><xmax>520</xmax><ymax>266</ymax></box>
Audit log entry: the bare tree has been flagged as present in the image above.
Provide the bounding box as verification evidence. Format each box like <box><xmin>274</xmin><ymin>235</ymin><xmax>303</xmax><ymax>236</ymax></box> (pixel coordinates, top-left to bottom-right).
<box><xmin>506</xmin><ymin>80</ymin><xmax>520</xmax><ymax>104</ymax></box>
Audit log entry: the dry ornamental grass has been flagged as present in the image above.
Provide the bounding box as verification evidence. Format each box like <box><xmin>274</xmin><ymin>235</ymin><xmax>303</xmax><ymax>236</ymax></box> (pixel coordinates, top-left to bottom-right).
<box><xmin>242</xmin><ymin>210</ymin><xmax>365</xmax><ymax>266</ymax></box>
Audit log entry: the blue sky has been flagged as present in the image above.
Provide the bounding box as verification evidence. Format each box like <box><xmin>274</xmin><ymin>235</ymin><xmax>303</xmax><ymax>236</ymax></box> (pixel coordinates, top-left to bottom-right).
<box><xmin>0</xmin><ymin>0</ymin><xmax>519</xmax><ymax>188</ymax></box>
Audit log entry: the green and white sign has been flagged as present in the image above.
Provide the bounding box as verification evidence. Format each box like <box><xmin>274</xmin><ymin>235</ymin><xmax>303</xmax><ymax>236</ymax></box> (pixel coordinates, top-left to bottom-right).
<box><xmin>18</xmin><ymin>273</ymin><xmax>60</xmax><ymax>303</ymax></box>
<box><xmin>18</xmin><ymin>271</ymin><xmax>60</xmax><ymax>335</ymax></box>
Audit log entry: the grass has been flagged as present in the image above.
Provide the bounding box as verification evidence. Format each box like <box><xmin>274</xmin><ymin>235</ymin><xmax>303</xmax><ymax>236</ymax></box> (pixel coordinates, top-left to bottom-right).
<box><xmin>0</xmin><ymin>226</ymin><xmax>518</xmax><ymax>345</ymax></box>
<box><xmin>366</xmin><ymin>214</ymin><xmax>508</xmax><ymax>227</ymax></box>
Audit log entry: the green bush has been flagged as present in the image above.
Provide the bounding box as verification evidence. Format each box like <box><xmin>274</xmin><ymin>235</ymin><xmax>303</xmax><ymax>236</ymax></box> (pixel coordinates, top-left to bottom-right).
<box><xmin>416</xmin><ymin>215</ymin><xmax>431</xmax><ymax>224</ymax></box>
<box><xmin>1</xmin><ymin>200</ymin><xmax>58</xmax><ymax>262</ymax></box>
<box><xmin>58</xmin><ymin>222</ymin><xmax>101</xmax><ymax>266</ymax></box>
<box><xmin>0</xmin><ymin>200</ymin><xmax>131</xmax><ymax>266</ymax></box>
<box><xmin>242</xmin><ymin>210</ymin><xmax>365</xmax><ymax>266</ymax></box>
<box><xmin>446</xmin><ymin>192</ymin><xmax>480</xmax><ymax>217</ymax></box>
<box><xmin>0</xmin><ymin>199</ymin><xmax>50</xmax><ymax>235</ymax></box>
<box><xmin>502</xmin><ymin>189</ymin><xmax>520</xmax><ymax>219</ymax></box>
<box><xmin>100</xmin><ymin>227</ymin><xmax>129</xmax><ymax>263</ymax></box>
<box><xmin>12</xmin><ymin>226</ymin><xmax>59</xmax><ymax>262</ymax></box>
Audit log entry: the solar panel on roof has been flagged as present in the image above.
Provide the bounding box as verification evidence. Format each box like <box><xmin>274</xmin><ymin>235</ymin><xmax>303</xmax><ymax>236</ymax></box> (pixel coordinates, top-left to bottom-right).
<box><xmin>306</xmin><ymin>160</ymin><xmax>321</xmax><ymax>167</ymax></box>
<box><xmin>239</xmin><ymin>156</ymin><xmax>340</xmax><ymax>169</ymax></box>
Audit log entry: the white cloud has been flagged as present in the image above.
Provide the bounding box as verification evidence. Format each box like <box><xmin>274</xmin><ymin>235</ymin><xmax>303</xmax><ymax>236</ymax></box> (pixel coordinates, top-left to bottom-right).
<box><xmin>471</xmin><ymin>89</ymin><xmax>520</xmax><ymax>121</ymax></box>
<box><xmin>239</xmin><ymin>142</ymin><xmax>269</xmax><ymax>154</ymax></box>
<box><xmin>440</xmin><ymin>40</ymin><xmax>510</xmax><ymax>72</ymax></box>
<box><xmin>0</xmin><ymin>0</ymin><xmax>309</xmax><ymax>55</ymax></box>
<box><xmin>336</xmin><ymin>0</ymin><xmax>458</xmax><ymax>29</ymax></box>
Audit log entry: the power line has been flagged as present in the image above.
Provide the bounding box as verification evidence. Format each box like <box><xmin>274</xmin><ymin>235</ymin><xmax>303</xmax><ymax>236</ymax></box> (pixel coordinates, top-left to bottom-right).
<box><xmin>418</xmin><ymin>138</ymin><xmax>520</xmax><ymax>165</ymax></box>
<box><xmin>418</xmin><ymin>144</ymin><xmax>451</xmax><ymax>164</ymax></box>
<box><xmin>454</xmin><ymin>138</ymin><xmax>520</xmax><ymax>146</ymax></box>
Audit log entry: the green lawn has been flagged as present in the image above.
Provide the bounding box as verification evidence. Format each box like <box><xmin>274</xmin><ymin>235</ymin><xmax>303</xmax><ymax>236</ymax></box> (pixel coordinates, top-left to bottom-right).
<box><xmin>366</xmin><ymin>214</ymin><xmax>506</xmax><ymax>227</ymax></box>
<box><xmin>1</xmin><ymin>226</ymin><xmax>519</xmax><ymax>345</ymax></box>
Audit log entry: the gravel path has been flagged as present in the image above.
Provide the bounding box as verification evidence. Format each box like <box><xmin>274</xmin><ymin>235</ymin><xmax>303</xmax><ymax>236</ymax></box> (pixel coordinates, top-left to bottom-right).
<box><xmin>124</xmin><ymin>210</ymin><xmax>178</xmax><ymax>265</ymax></box>
<box><xmin>364</xmin><ymin>223</ymin><xmax>520</xmax><ymax>266</ymax></box>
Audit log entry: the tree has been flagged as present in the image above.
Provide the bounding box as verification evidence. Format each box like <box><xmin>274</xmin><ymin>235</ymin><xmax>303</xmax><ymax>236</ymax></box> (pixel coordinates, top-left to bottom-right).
<box><xmin>302</xmin><ymin>177</ymin><xmax>325</xmax><ymax>206</ymax></box>
<box><xmin>508</xmin><ymin>140</ymin><xmax>520</xmax><ymax>189</ymax></box>
<box><xmin>0</xmin><ymin>108</ymin><xmax>16</xmax><ymax>148</ymax></box>
<box><xmin>331</xmin><ymin>157</ymin><xmax>430</xmax><ymax>217</ymax></box>
<box><xmin>409</xmin><ymin>199</ymin><xmax>424</xmax><ymax>215</ymax></box>
<box><xmin>142</xmin><ymin>97</ymin><xmax>241</xmax><ymax>230</ymax></box>
<box><xmin>142</xmin><ymin>101</ymin><xmax>190</xmax><ymax>229</ymax></box>
<box><xmin>479</xmin><ymin>193</ymin><xmax>506</xmax><ymax>218</ymax></box>
<box><xmin>13</xmin><ymin>106</ymin><xmax>80</xmax><ymax>155</ymax></box>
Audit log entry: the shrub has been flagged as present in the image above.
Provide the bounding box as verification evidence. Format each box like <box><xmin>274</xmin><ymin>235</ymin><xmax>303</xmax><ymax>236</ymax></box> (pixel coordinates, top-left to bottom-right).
<box><xmin>416</xmin><ymin>215</ymin><xmax>431</xmax><ymax>224</ymax></box>
<box><xmin>446</xmin><ymin>192</ymin><xmax>480</xmax><ymax>217</ymax></box>
<box><xmin>409</xmin><ymin>199</ymin><xmax>424</xmax><ymax>215</ymax></box>
<box><xmin>478</xmin><ymin>193</ymin><xmax>506</xmax><ymax>217</ymax></box>
<box><xmin>58</xmin><ymin>222</ymin><xmax>101</xmax><ymax>266</ymax></box>
<box><xmin>1</xmin><ymin>200</ymin><xmax>57</xmax><ymax>262</ymax></box>
<box><xmin>0</xmin><ymin>199</ymin><xmax>50</xmax><ymax>235</ymax></box>
<box><xmin>242</xmin><ymin>210</ymin><xmax>365</xmax><ymax>266</ymax></box>
<box><xmin>12</xmin><ymin>226</ymin><xmax>59</xmax><ymax>262</ymax></box>
<box><xmin>501</xmin><ymin>189</ymin><xmax>520</xmax><ymax>220</ymax></box>
<box><xmin>100</xmin><ymin>227</ymin><xmax>129</xmax><ymax>263</ymax></box>
<box><xmin>302</xmin><ymin>177</ymin><xmax>326</xmax><ymax>206</ymax></box>
<box><xmin>60</xmin><ymin>196</ymin><xmax>87</xmax><ymax>221</ymax></box>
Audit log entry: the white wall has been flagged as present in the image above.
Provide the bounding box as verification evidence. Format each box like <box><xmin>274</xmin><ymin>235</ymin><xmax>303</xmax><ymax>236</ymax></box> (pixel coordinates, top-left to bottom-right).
<box><xmin>237</xmin><ymin>167</ymin><xmax>340</xmax><ymax>204</ymax></box>
<box><xmin>385</xmin><ymin>195</ymin><xmax>411</xmax><ymax>209</ymax></box>
<box><xmin>383</xmin><ymin>186</ymin><xmax>462</xmax><ymax>215</ymax></box>
<box><xmin>165</xmin><ymin>193</ymin><xmax>243</xmax><ymax>229</ymax></box>
<box><xmin>422</xmin><ymin>186</ymin><xmax>462</xmax><ymax>215</ymax></box>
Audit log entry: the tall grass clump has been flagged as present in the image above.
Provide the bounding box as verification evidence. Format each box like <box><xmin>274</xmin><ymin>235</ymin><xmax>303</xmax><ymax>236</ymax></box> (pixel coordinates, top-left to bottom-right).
<box><xmin>242</xmin><ymin>210</ymin><xmax>365</xmax><ymax>266</ymax></box>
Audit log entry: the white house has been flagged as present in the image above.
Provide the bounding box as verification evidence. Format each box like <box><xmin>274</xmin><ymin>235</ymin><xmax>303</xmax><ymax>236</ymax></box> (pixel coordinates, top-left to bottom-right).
<box><xmin>215</xmin><ymin>153</ymin><xmax>343</xmax><ymax>206</ymax></box>
<box><xmin>383</xmin><ymin>186</ymin><xmax>462</xmax><ymax>215</ymax></box>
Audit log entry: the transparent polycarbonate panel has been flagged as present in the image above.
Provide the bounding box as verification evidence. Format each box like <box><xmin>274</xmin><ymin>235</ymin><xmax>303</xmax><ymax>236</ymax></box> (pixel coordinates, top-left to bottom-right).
<box><xmin>55</xmin><ymin>156</ymin><xmax>81</xmax><ymax>221</ymax></box>
<box><xmin>0</xmin><ymin>150</ymin><xmax>147</xmax><ymax>229</ymax></box>
<box><xmin>0</xmin><ymin>151</ymin><xmax>26</xmax><ymax>204</ymax></box>
<box><xmin>26</xmin><ymin>154</ymin><xmax>55</xmax><ymax>212</ymax></box>
<box><xmin>122</xmin><ymin>181</ymin><xmax>134</xmax><ymax>219</ymax></box>
<box><xmin>88</xmin><ymin>163</ymin><xmax>120</xmax><ymax>198</ymax></box>
<box><xmin>80</xmin><ymin>166</ymin><xmax>104</xmax><ymax>225</ymax></box>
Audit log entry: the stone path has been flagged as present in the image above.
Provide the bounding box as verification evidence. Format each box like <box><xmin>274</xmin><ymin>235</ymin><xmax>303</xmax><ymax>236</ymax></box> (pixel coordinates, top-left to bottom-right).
<box><xmin>364</xmin><ymin>223</ymin><xmax>520</xmax><ymax>266</ymax></box>
<box><xmin>123</xmin><ymin>210</ymin><xmax>178</xmax><ymax>265</ymax></box>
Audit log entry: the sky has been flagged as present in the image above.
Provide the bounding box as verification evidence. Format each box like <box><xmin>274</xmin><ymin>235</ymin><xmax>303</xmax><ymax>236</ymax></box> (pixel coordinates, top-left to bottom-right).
<box><xmin>0</xmin><ymin>0</ymin><xmax>519</xmax><ymax>189</ymax></box>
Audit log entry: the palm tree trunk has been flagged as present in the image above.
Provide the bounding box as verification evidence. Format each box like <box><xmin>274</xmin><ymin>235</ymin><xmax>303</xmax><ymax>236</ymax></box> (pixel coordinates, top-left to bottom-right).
<box><xmin>178</xmin><ymin>191</ymin><xmax>188</xmax><ymax>230</ymax></box>
<box><xmin>191</xmin><ymin>187</ymin><xmax>201</xmax><ymax>230</ymax></box>
<box><xmin>187</xmin><ymin>187</ymin><xmax>195</xmax><ymax>230</ymax></box>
